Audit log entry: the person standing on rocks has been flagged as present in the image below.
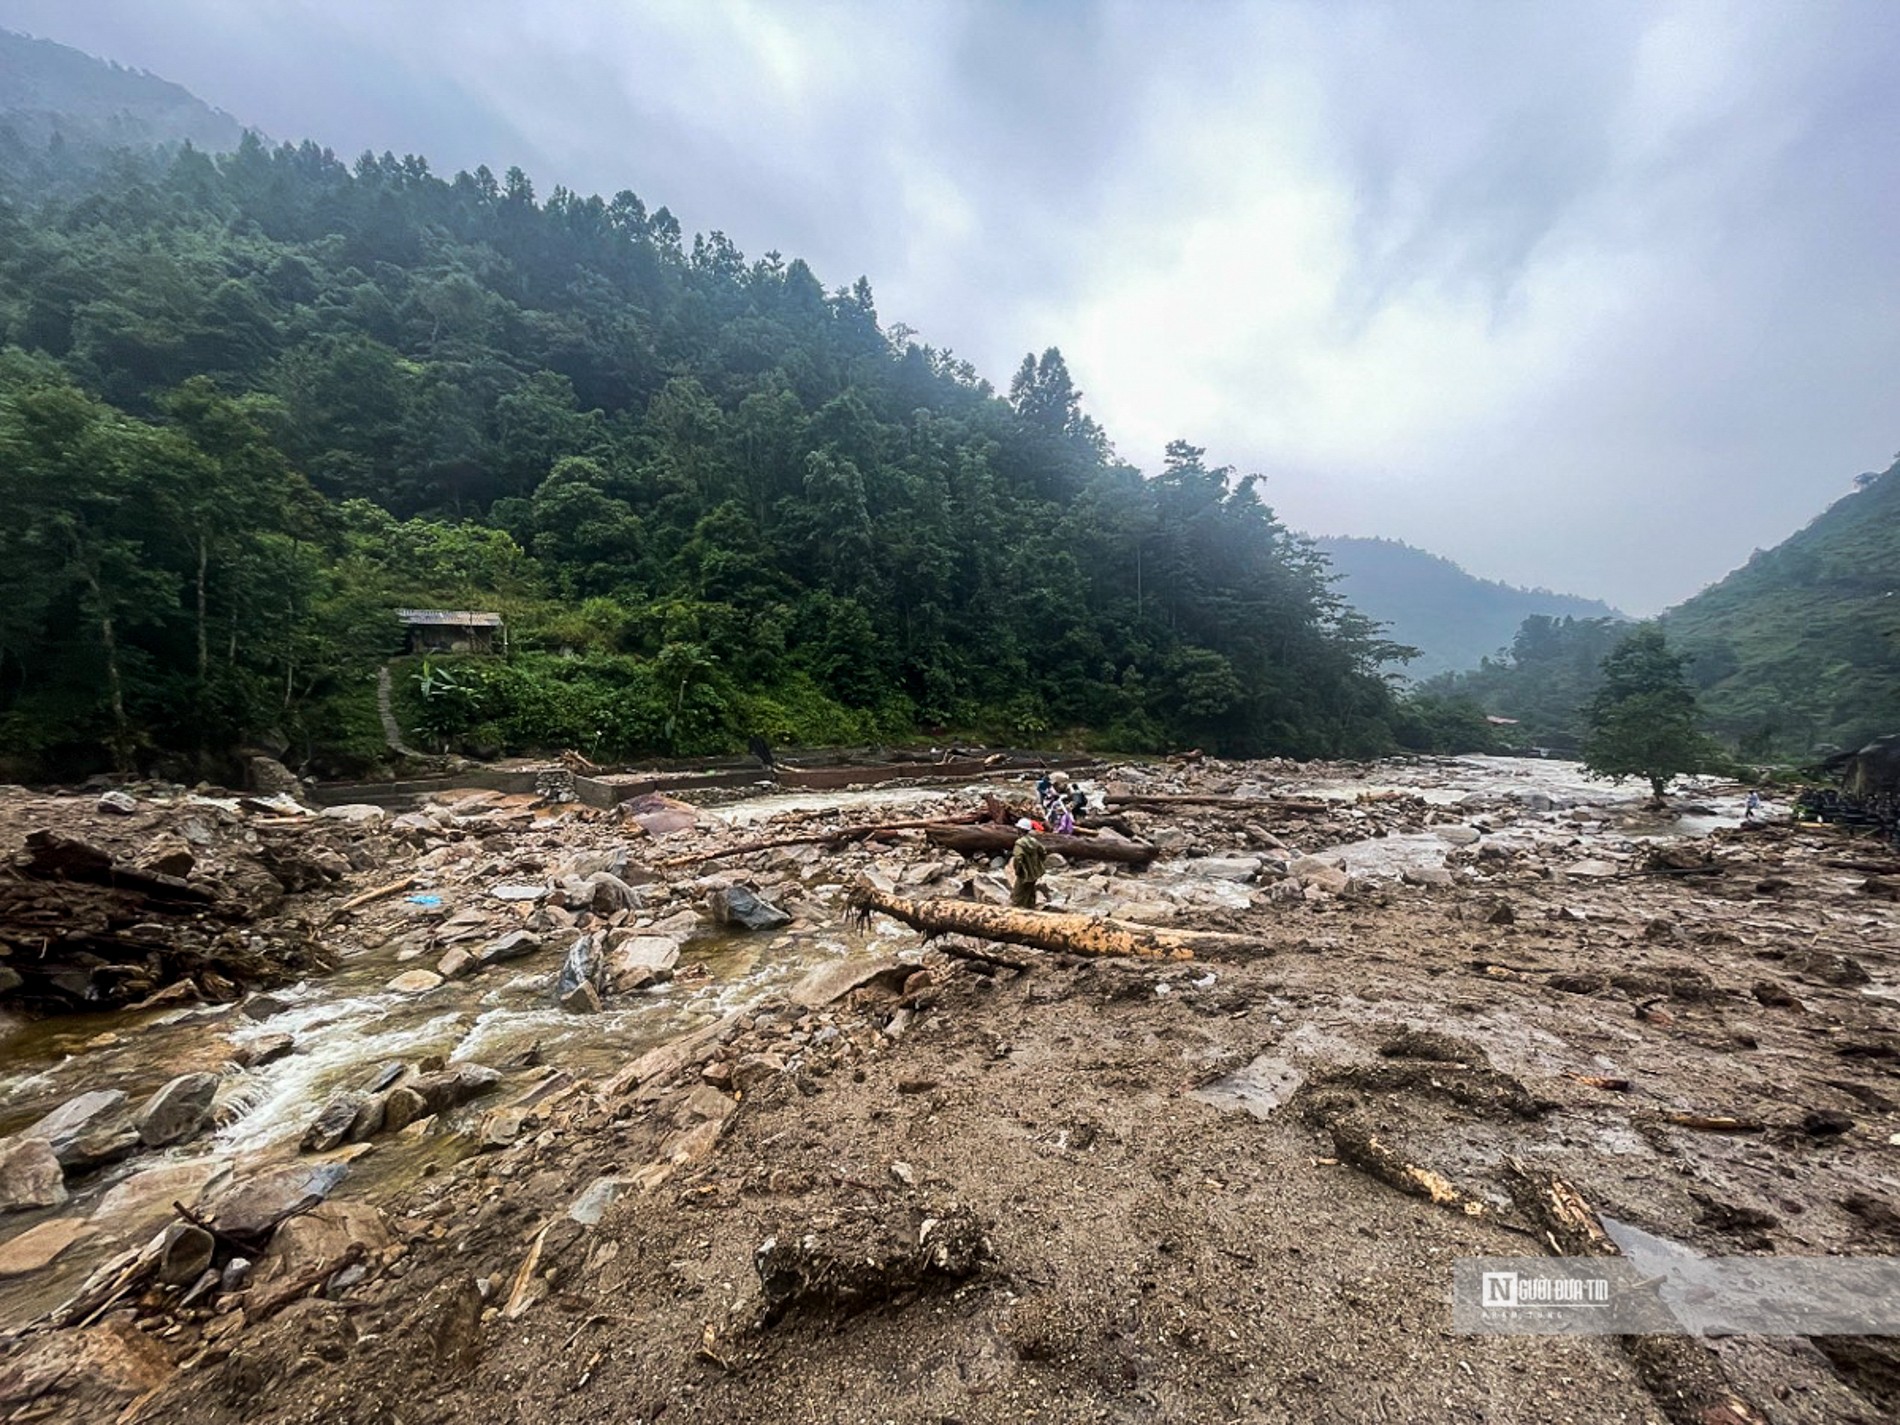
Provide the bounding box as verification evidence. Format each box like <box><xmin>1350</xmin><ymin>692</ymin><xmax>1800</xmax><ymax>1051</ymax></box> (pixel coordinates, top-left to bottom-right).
<box><xmin>1011</xmin><ymin>833</ymin><xmax>1048</xmax><ymax>908</ymax></box>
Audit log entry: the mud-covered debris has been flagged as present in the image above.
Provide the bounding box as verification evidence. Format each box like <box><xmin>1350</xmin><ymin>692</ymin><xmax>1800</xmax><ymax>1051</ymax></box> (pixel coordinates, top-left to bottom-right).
<box><xmin>1782</xmin><ymin>947</ymin><xmax>1871</xmax><ymax>986</ymax></box>
<box><xmin>1800</xmin><ymin>1109</ymin><xmax>1855</xmax><ymax>1138</ymax></box>
<box><xmin>1312</xmin><ymin>1059</ymin><xmax>1551</xmax><ymax>1119</ymax></box>
<box><xmin>753</xmin><ymin>1202</ymin><xmax>991</xmax><ymax>1321</ymax></box>
<box><xmin>1376</xmin><ymin>1028</ymin><xmax>1487</xmax><ymax>1064</ymax></box>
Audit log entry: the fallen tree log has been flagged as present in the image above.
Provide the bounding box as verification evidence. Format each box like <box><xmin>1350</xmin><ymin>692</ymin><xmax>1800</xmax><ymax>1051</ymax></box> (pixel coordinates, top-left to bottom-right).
<box><xmin>848</xmin><ymin>884</ymin><xmax>1264</xmax><ymax>960</ymax></box>
<box><xmin>1106</xmin><ymin>794</ymin><xmax>1334</xmax><ymax>815</ymax></box>
<box><xmin>1300</xmin><ymin>1092</ymin><xmax>1490</xmax><ymax>1217</ymax></box>
<box><xmin>667</xmin><ymin>813</ymin><xmax>988</xmax><ymax>867</ymax></box>
<box><xmin>1105</xmin><ymin>793</ymin><xmax>1257</xmax><ymax>811</ymax></box>
<box><xmin>1503</xmin><ymin>1160</ymin><xmax>1771</xmax><ymax>1425</ymax></box>
<box><xmin>924</xmin><ymin>823</ymin><xmax>1159</xmax><ymax>867</ymax></box>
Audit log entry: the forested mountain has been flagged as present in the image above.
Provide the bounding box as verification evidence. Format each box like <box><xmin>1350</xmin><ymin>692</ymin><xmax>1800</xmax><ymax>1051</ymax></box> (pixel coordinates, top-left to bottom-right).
<box><xmin>1311</xmin><ymin>536</ymin><xmax>1621</xmax><ymax>679</ymax></box>
<box><xmin>0</xmin><ymin>114</ymin><xmax>1408</xmax><ymax>778</ymax></box>
<box><xmin>1661</xmin><ymin>458</ymin><xmax>1900</xmax><ymax>757</ymax></box>
<box><xmin>1423</xmin><ymin>457</ymin><xmax>1900</xmax><ymax>758</ymax></box>
<box><xmin>1417</xmin><ymin>616</ymin><xmax>1630</xmax><ymax>752</ymax></box>
<box><xmin>0</xmin><ymin>30</ymin><xmax>245</xmax><ymax>174</ymax></box>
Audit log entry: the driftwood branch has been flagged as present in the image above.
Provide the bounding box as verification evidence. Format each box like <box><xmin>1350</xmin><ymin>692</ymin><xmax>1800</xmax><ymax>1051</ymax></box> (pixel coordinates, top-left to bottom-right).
<box><xmin>934</xmin><ymin>938</ymin><xmax>1036</xmax><ymax>975</ymax></box>
<box><xmin>669</xmin><ymin>814</ymin><xmax>987</xmax><ymax>867</ymax></box>
<box><xmin>1300</xmin><ymin>1093</ymin><xmax>1491</xmax><ymax>1217</ymax></box>
<box><xmin>249</xmin><ymin>1242</ymin><xmax>369</xmax><ymax>1322</ymax></box>
<box><xmin>1654</xmin><ymin>1112</ymin><xmax>1765</xmax><ymax>1134</ymax></box>
<box><xmin>848</xmin><ymin>884</ymin><xmax>1265</xmax><ymax>961</ymax></box>
<box><xmin>325</xmin><ymin>875</ymin><xmax>417</xmax><ymax>924</ymax></box>
<box><xmin>1105</xmin><ymin>794</ymin><xmax>1333</xmax><ymax>815</ymax></box>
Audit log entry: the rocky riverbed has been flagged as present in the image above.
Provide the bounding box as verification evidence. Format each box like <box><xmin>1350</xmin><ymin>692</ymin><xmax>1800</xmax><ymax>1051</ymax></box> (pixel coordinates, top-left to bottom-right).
<box><xmin>2</xmin><ymin>755</ymin><xmax>1898</xmax><ymax>1423</ymax></box>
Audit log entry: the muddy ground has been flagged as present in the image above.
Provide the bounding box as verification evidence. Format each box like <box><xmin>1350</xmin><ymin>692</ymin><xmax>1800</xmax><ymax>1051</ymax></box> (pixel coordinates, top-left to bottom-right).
<box><xmin>3</xmin><ymin>759</ymin><xmax>1899</xmax><ymax>1424</ymax></box>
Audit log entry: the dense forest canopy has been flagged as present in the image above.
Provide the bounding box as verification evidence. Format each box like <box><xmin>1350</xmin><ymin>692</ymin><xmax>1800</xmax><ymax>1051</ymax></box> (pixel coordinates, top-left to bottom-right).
<box><xmin>0</xmin><ymin>129</ymin><xmax>1413</xmax><ymax>777</ymax></box>
<box><xmin>1419</xmin><ymin>616</ymin><xmax>1631</xmax><ymax>753</ymax></box>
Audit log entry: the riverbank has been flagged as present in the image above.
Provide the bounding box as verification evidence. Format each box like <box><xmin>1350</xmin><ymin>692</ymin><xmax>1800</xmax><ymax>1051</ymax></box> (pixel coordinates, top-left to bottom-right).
<box><xmin>3</xmin><ymin>757</ymin><xmax>1897</xmax><ymax>1423</ymax></box>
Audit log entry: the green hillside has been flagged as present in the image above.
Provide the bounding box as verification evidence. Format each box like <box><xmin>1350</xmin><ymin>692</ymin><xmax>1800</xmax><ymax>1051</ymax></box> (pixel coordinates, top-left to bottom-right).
<box><xmin>1662</xmin><ymin>459</ymin><xmax>1900</xmax><ymax>757</ymax></box>
<box><xmin>1313</xmin><ymin>535</ymin><xmax>1620</xmax><ymax>679</ymax></box>
<box><xmin>0</xmin><ymin>29</ymin><xmax>245</xmax><ymax>169</ymax></box>
<box><xmin>0</xmin><ymin>77</ymin><xmax>1404</xmax><ymax>778</ymax></box>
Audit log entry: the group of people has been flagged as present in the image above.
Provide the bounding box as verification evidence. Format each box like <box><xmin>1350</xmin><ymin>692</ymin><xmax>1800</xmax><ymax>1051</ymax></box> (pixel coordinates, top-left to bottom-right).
<box><xmin>1035</xmin><ymin>769</ymin><xmax>1089</xmax><ymax>835</ymax></box>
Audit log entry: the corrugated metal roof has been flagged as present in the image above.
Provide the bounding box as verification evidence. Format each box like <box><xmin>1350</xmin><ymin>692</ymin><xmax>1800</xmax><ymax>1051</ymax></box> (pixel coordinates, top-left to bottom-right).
<box><xmin>395</xmin><ymin>609</ymin><xmax>504</xmax><ymax>626</ymax></box>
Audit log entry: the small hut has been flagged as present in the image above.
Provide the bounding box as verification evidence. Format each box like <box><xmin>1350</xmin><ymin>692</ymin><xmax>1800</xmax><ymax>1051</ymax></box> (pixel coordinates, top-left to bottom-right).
<box><xmin>396</xmin><ymin>609</ymin><xmax>505</xmax><ymax>654</ymax></box>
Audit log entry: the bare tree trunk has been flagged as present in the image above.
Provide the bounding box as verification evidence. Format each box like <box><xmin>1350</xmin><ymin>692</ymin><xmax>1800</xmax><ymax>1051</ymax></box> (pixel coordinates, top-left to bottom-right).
<box><xmin>195</xmin><ymin>533</ymin><xmax>209</xmax><ymax>686</ymax></box>
<box><xmin>848</xmin><ymin>884</ymin><xmax>1266</xmax><ymax>961</ymax></box>
<box><xmin>925</xmin><ymin>824</ymin><xmax>1158</xmax><ymax>867</ymax></box>
<box><xmin>77</xmin><ymin>563</ymin><xmax>131</xmax><ymax>772</ymax></box>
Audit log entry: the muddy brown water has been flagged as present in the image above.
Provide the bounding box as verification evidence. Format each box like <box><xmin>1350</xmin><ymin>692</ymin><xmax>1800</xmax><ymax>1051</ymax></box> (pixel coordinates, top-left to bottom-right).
<box><xmin>0</xmin><ymin>757</ymin><xmax>1754</xmax><ymax>1328</ymax></box>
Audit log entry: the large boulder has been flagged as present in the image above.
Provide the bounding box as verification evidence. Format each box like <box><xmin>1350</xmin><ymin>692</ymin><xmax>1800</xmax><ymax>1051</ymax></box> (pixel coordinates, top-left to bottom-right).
<box><xmin>617</xmin><ymin>792</ymin><xmax>698</xmax><ymax>837</ymax></box>
<box><xmin>560</xmin><ymin>980</ymin><xmax>603</xmax><ymax>1014</ymax></box>
<box><xmin>135</xmin><ymin>1071</ymin><xmax>219</xmax><ymax>1147</ymax></box>
<box><xmin>0</xmin><ymin>1317</ymin><xmax>173</xmax><ymax>1422</ymax></box>
<box><xmin>1189</xmin><ymin>856</ymin><xmax>1262</xmax><ymax>882</ymax></box>
<box><xmin>707</xmin><ymin>885</ymin><xmax>791</xmax><ymax>931</ymax></box>
<box><xmin>0</xmin><ymin>1217</ymin><xmax>93</xmax><ymax>1277</ymax></box>
<box><xmin>256</xmin><ymin>1199</ymin><xmax>389</xmax><ymax>1288</ymax></box>
<box><xmin>790</xmin><ymin>957</ymin><xmax>912</xmax><ymax>1011</ymax></box>
<box><xmin>92</xmin><ymin>1158</ymin><xmax>231</xmax><ymax>1240</ymax></box>
<box><xmin>554</xmin><ymin>935</ymin><xmax>600</xmax><ymax>1008</ymax></box>
<box><xmin>606</xmin><ymin>934</ymin><xmax>680</xmax><ymax>993</ymax></box>
<box><xmin>1286</xmin><ymin>857</ymin><xmax>1353</xmax><ymax>896</ymax></box>
<box><xmin>23</xmin><ymin>1091</ymin><xmax>129</xmax><ymax>1168</ymax></box>
<box><xmin>0</xmin><ymin>1137</ymin><xmax>67</xmax><ymax>1213</ymax></box>
<box><xmin>410</xmin><ymin>1063</ymin><xmax>501</xmax><ymax>1116</ymax></box>
<box><xmin>200</xmin><ymin>1161</ymin><xmax>351</xmax><ymax>1238</ymax></box>
<box><xmin>476</xmin><ymin>930</ymin><xmax>542</xmax><ymax>965</ymax></box>
<box><xmin>301</xmin><ymin>1092</ymin><xmax>370</xmax><ymax>1153</ymax></box>
<box><xmin>246</xmin><ymin>755</ymin><xmax>304</xmax><ymax>798</ymax></box>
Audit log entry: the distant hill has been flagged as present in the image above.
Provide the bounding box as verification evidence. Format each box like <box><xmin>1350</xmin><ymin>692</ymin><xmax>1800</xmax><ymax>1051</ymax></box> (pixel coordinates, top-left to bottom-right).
<box><xmin>0</xmin><ymin>28</ymin><xmax>246</xmax><ymax>174</ymax></box>
<box><xmin>1661</xmin><ymin>457</ymin><xmax>1900</xmax><ymax>757</ymax></box>
<box><xmin>1314</xmin><ymin>535</ymin><xmax>1623</xmax><ymax>678</ymax></box>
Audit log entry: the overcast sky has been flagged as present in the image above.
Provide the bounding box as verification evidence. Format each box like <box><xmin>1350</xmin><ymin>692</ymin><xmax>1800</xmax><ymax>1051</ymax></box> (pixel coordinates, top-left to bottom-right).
<box><xmin>4</xmin><ymin>0</ymin><xmax>1896</xmax><ymax>613</ymax></box>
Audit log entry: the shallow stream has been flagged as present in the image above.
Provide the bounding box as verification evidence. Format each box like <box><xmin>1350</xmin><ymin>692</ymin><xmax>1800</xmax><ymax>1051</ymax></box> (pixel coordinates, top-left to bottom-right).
<box><xmin>0</xmin><ymin>757</ymin><xmax>1755</xmax><ymax>1320</ymax></box>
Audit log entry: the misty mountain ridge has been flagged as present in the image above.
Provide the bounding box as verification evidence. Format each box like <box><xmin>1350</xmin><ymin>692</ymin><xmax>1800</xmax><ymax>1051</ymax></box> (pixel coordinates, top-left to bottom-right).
<box><xmin>0</xmin><ymin>29</ymin><xmax>246</xmax><ymax>163</ymax></box>
<box><xmin>1660</xmin><ymin>458</ymin><xmax>1900</xmax><ymax>755</ymax></box>
<box><xmin>1312</xmin><ymin>535</ymin><xmax>1623</xmax><ymax>679</ymax></box>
